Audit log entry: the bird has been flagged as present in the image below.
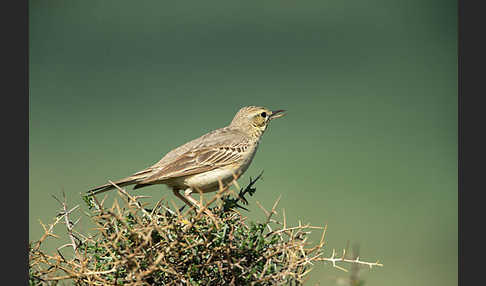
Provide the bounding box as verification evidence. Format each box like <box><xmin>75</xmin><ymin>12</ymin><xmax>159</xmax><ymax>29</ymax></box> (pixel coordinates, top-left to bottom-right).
<box><xmin>87</xmin><ymin>106</ymin><xmax>286</xmax><ymax>210</ymax></box>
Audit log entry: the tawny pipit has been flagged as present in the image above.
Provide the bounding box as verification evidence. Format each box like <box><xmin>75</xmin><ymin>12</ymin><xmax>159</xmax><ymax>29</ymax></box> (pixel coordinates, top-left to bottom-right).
<box><xmin>88</xmin><ymin>106</ymin><xmax>286</xmax><ymax>209</ymax></box>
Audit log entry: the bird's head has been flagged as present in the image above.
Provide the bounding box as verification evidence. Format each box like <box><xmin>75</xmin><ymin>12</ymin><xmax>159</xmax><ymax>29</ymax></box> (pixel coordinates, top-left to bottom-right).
<box><xmin>229</xmin><ymin>106</ymin><xmax>286</xmax><ymax>137</ymax></box>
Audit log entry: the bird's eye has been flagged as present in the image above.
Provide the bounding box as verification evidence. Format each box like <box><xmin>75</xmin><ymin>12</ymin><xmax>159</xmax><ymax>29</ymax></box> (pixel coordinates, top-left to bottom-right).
<box><xmin>261</xmin><ymin>112</ymin><xmax>267</xmax><ymax>118</ymax></box>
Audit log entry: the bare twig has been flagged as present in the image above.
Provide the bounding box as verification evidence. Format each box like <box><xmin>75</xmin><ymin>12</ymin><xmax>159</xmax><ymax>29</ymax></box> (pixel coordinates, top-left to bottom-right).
<box><xmin>30</xmin><ymin>181</ymin><xmax>383</xmax><ymax>285</ymax></box>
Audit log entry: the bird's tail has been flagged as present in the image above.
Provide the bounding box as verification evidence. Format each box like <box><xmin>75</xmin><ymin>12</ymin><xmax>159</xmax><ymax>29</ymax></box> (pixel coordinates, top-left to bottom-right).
<box><xmin>87</xmin><ymin>176</ymin><xmax>139</xmax><ymax>196</ymax></box>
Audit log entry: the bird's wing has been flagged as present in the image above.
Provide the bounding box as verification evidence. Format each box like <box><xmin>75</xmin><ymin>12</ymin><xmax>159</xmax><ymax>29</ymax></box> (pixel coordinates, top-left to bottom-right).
<box><xmin>136</xmin><ymin>128</ymin><xmax>250</xmax><ymax>185</ymax></box>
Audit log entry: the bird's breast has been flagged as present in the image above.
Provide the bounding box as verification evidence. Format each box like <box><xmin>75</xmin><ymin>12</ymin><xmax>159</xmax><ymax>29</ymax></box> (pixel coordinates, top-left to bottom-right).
<box><xmin>238</xmin><ymin>143</ymin><xmax>259</xmax><ymax>174</ymax></box>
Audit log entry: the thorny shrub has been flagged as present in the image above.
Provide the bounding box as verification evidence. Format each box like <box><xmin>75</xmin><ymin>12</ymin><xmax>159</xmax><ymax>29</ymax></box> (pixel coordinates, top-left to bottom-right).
<box><xmin>29</xmin><ymin>174</ymin><xmax>382</xmax><ymax>285</ymax></box>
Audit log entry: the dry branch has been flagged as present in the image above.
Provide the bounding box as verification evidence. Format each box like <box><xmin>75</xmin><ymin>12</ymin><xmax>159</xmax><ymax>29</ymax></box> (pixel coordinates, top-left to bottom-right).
<box><xmin>29</xmin><ymin>177</ymin><xmax>383</xmax><ymax>285</ymax></box>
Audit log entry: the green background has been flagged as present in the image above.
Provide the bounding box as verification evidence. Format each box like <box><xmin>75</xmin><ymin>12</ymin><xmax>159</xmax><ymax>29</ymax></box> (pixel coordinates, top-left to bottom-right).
<box><xmin>29</xmin><ymin>1</ymin><xmax>457</xmax><ymax>285</ymax></box>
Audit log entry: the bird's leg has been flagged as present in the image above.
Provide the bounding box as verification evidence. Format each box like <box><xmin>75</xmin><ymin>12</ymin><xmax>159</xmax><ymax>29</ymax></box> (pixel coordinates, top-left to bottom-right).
<box><xmin>172</xmin><ymin>189</ymin><xmax>195</xmax><ymax>211</ymax></box>
<box><xmin>173</xmin><ymin>189</ymin><xmax>215</xmax><ymax>217</ymax></box>
<box><xmin>182</xmin><ymin>188</ymin><xmax>200</xmax><ymax>208</ymax></box>
<box><xmin>183</xmin><ymin>188</ymin><xmax>217</xmax><ymax>217</ymax></box>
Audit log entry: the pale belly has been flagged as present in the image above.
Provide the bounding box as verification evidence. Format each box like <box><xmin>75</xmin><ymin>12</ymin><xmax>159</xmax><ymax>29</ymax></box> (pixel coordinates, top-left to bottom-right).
<box><xmin>180</xmin><ymin>145</ymin><xmax>259</xmax><ymax>193</ymax></box>
<box><xmin>183</xmin><ymin>167</ymin><xmax>237</xmax><ymax>192</ymax></box>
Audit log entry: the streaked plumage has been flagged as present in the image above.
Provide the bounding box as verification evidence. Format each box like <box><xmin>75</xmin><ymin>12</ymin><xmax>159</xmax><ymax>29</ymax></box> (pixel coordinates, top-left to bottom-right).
<box><xmin>88</xmin><ymin>106</ymin><xmax>286</xmax><ymax>208</ymax></box>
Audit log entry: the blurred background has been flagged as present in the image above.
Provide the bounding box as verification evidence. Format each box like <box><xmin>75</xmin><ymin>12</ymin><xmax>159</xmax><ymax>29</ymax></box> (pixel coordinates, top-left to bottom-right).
<box><xmin>29</xmin><ymin>0</ymin><xmax>457</xmax><ymax>285</ymax></box>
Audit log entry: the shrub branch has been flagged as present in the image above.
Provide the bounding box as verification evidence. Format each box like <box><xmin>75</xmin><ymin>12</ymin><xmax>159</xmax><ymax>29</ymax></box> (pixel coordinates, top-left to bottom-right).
<box><xmin>30</xmin><ymin>174</ymin><xmax>383</xmax><ymax>285</ymax></box>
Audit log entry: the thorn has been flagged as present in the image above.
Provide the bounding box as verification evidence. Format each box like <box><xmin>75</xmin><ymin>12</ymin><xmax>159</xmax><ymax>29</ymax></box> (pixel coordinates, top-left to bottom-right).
<box><xmin>178</xmin><ymin>205</ymin><xmax>186</xmax><ymax>213</ymax></box>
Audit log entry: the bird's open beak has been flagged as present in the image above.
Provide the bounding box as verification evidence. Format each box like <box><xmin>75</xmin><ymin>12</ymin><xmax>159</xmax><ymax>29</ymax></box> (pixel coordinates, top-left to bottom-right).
<box><xmin>270</xmin><ymin>109</ymin><xmax>286</xmax><ymax>120</ymax></box>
